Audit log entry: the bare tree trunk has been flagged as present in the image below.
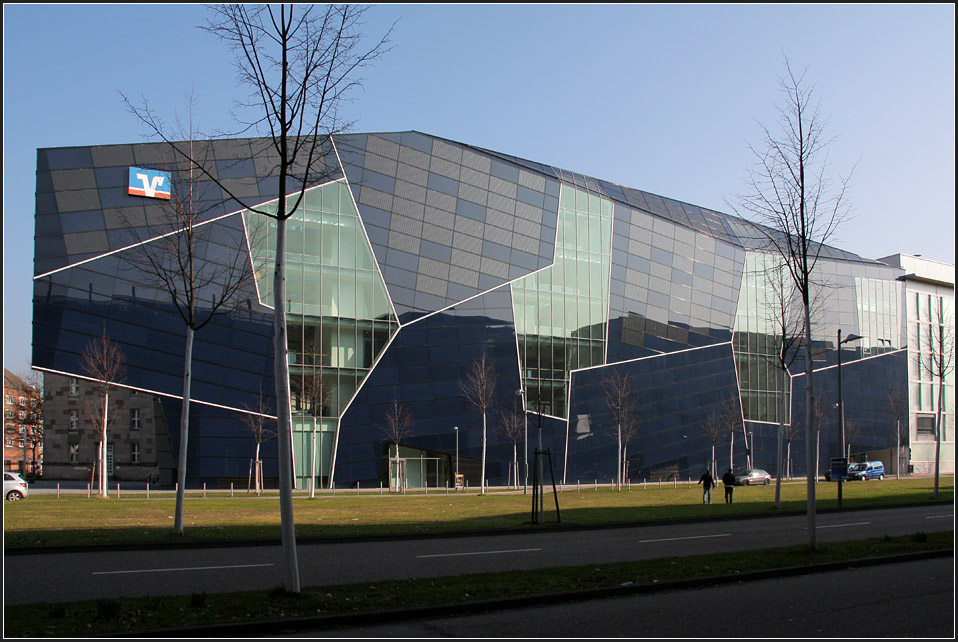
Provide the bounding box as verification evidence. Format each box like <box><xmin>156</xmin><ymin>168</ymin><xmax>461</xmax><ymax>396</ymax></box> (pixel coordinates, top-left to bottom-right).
<box><xmin>273</xmin><ymin>213</ymin><xmax>300</xmax><ymax>593</ymax></box>
<box><xmin>481</xmin><ymin>412</ymin><xmax>487</xmax><ymax>494</ymax></box>
<box><xmin>174</xmin><ymin>325</ymin><xmax>194</xmax><ymax>534</ymax></box>
<box><xmin>255</xmin><ymin>442</ymin><xmax>262</xmax><ymax>495</ymax></box>
<box><xmin>100</xmin><ymin>392</ymin><xmax>109</xmax><ymax>498</ymax></box>
<box><xmin>804</xmin><ymin>304</ymin><xmax>817</xmax><ymax>548</ymax></box>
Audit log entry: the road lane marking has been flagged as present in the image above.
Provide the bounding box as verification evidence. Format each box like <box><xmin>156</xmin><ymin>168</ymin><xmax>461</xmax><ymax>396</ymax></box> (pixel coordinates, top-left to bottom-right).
<box><xmin>417</xmin><ymin>548</ymin><xmax>541</xmax><ymax>559</ymax></box>
<box><xmin>926</xmin><ymin>514</ymin><xmax>953</xmax><ymax>519</ymax></box>
<box><xmin>817</xmin><ymin>521</ymin><xmax>870</xmax><ymax>529</ymax></box>
<box><xmin>638</xmin><ymin>534</ymin><xmax>731</xmax><ymax>543</ymax></box>
<box><xmin>93</xmin><ymin>563</ymin><xmax>273</xmax><ymax>575</ymax></box>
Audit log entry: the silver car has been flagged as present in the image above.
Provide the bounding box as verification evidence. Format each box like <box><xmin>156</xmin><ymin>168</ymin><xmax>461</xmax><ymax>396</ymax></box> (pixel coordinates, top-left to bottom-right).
<box><xmin>4</xmin><ymin>472</ymin><xmax>29</xmax><ymax>501</ymax></box>
<box><xmin>734</xmin><ymin>469</ymin><xmax>772</xmax><ymax>486</ymax></box>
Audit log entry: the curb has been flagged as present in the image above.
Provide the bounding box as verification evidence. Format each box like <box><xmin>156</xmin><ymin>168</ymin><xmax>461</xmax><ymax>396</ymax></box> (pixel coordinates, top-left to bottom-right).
<box><xmin>121</xmin><ymin>548</ymin><xmax>954</xmax><ymax>638</ymax></box>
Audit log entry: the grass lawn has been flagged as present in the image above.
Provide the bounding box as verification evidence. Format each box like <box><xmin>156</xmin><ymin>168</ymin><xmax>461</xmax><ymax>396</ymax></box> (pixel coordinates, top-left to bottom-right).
<box><xmin>3</xmin><ymin>476</ymin><xmax>952</xmax><ymax>549</ymax></box>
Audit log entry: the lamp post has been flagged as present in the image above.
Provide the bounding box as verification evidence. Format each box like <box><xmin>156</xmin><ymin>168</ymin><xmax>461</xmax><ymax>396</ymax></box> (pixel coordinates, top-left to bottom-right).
<box><xmin>516</xmin><ymin>388</ymin><xmax>528</xmax><ymax>494</ymax></box>
<box><xmin>454</xmin><ymin>425</ymin><xmax>459</xmax><ymax>478</ymax></box>
<box><xmin>837</xmin><ymin>329</ymin><xmax>863</xmax><ymax>509</ymax></box>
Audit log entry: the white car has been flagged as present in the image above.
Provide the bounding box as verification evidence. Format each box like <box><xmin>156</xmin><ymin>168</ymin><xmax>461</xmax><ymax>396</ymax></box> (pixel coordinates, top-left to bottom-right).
<box><xmin>4</xmin><ymin>472</ymin><xmax>29</xmax><ymax>501</ymax></box>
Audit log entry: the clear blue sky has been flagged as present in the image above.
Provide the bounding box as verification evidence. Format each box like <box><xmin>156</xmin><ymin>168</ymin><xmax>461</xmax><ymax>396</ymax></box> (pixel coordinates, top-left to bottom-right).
<box><xmin>3</xmin><ymin>4</ymin><xmax>955</xmax><ymax>374</ymax></box>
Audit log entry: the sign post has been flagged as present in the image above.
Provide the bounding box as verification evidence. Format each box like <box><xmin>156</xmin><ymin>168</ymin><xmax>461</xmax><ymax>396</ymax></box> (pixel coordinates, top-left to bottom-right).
<box><xmin>830</xmin><ymin>457</ymin><xmax>848</xmax><ymax>510</ymax></box>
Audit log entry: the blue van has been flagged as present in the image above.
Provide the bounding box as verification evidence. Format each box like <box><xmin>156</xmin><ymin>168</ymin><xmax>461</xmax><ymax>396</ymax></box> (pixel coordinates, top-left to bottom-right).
<box><xmin>846</xmin><ymin>461</ymin><xmax>884</xmax><ymax>481</ymax></box>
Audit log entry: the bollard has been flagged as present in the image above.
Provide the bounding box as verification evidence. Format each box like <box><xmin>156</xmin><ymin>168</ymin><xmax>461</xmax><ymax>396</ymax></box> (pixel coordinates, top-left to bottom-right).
<box><xmin>87</xmin><ymin>483</ymin><xmax>91</xmax><ymax>499</ymax></box>
<box><xmin>380</xmin><ymin>482</ymin><xmax>383</xmax><ymax>495</ymax></box>
<box><xmin>357</xmin><ymin>481</ymin><xmax>360</xmax><ymax>495</ymax></box>
<box><xmin>117</xmin><ymin>482</ymin><xmax>120</xmax><ymax>498</ymax></box>
<box><xmin>146</xmin><ymin>483</ymin><xmax>150</xmax><ymax>499</ymax></box>
<box><xmin>57</xmin><ymin>483</ymin><xmax>60</xmax><ymax>499</ymax></box>
<box><xmin>577</xmin><ymin>480</ymin><xmax>580</xmax><ymax>492</ymax></box>
<box><xmin>203</xmin><ymin>483</ymin><xmax>206</xmax><ymax>498</ymax></box>
<box><xmin>231</xmin><ymin>482</ymin><xmax>234</xmax><ymax>498</ymax></box>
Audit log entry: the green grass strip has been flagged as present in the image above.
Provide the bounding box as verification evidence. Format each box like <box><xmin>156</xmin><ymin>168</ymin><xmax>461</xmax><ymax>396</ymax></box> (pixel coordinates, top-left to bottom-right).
<box><xmin>4</xmin><ymin>477</ymin><xmax>952</xmax><ymax>549</ymax></box>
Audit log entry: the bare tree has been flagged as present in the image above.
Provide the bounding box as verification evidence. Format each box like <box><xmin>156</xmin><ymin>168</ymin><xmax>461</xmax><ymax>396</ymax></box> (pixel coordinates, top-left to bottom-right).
<box><xmin>240</xmin><ymin>387</ymin><xmax>277</xmax><ymax>495</ymax></box>
<box><xmin>620</xmin><ymin>409</ymin><xmax>640</xmax><ymax>485</ymax></box>
<box><xmin>730</xmin><ymin>57</ymin><xmax>854</xmax><ymax>548</ymax></box>
<box><xmin>136</xmin><ymin>4</ymin><xmax>397</xmax><ymax>592</ymax></box>
<box><xmin>123</xmin><ymin>94</ymin><xmax>254</xmax><ymax>535</ymax></box>
<box><xmin>124</xmin><ymin>4</ymin><xmax>392</xmax><ymax>591</ymax></box>
<box><xmin>921</xmin><ymin>296</ymin><xmax>954</xmax><ymax>497</ymax></box>
<box><xmin>379</xmin><ymin>395</ymin><xmax>413</xmax><ymax>492</ymax></box>
<box><xmin>701</xmin><ymin>409</ymin><xmax>723</xmax><ymax>478</ymax></box>
<box><xmin>602</xmin><ymin>370</ymin><xmax>636</xmax><ymax>490</ymax></box>
<box><xmin>461</xmin><ymin>352</ymin><xmax>498</xmax><ymax>494</ymax></box>
<box><xmin>80</xmin><ymin>330</ymin><xmax>126</xmax><ymax>498</ymax></box>
<box><xmin>720</xmin><ymin>395</ymin><xmax>744</xmax><ymax>472</ymax></box>
<box><xmin>497</xmin><ymin>405</ymin><xmax>525</xmax><ymax>489</ymax></box>
<box><xmin>885</xmin><ymin>383</ymin><xmax>909</xmax><ymax>480</ymax></box>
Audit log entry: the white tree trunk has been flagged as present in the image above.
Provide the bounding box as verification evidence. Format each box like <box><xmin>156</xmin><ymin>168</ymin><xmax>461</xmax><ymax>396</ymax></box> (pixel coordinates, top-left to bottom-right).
<box><xmin>481</xmin><ymin>412</ymin><xmax>487</xmax><ymax>494</ymax></box>
<box><xmin>100</xmin><ymin>391</ymin><xmax>109</xmax><ymax>498</ymax></box>
<box><xmin>273</xmin><ymin>213</ymin><xmax>300</xmax><ymax>593</ymax></box>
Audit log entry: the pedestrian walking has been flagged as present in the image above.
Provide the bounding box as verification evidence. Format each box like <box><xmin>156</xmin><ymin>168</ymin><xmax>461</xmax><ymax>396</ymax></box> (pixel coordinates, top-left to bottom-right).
<box><xmin>722</xmin><ymin>468</ymin><xmax>736</xmax><ymax>503</ymax></box>
<box><xmin>697</xmin><ymin>469</ymin><xmax>714</xmax><ymax>504</ymax></box>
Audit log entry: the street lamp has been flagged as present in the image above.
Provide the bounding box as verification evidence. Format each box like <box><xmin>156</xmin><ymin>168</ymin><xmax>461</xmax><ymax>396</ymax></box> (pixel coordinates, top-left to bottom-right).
<box><xmin>454</xmin><ymin>425</ymin><xmax>459</xmax><ymax>478</ymax></box>
<box><xmin>516</xmin><ymin>388</ymin><xmax>528</xmax><ymax>494</ymax></box>
<box><xmin>837</xmin><ymin>329</ymin><xmax>863</xmax><ymax>509</ymax></box>
<box><xmin>837</xmin><ymin>330</ymin><xmax>864</xmax><ymax>458</ymax></box>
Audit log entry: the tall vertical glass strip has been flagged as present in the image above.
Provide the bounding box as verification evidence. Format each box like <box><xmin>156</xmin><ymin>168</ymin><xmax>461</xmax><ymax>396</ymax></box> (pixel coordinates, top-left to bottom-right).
<box><xmin>243</xmin><ymin>180</ymin><xmax>398</xmax><ymax>487</ymax></box>
<box><xmin>855</xmin><ymin>276</ymin><xmax>902</xmax><ymax>356</ymax></box>
<box><xmin>732</xmin><ymin>252</ymin><xmax>792</xmax><ymax>424</ymax></box>
<box><xmin>512</xmin><ymin>185</ymin><xmax>612</xmax><ymax>418</ymax></box>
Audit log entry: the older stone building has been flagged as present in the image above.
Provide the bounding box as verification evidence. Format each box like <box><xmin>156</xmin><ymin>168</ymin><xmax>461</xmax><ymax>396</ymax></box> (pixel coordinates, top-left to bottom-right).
<box><xmin>42</xmin><ymin>373</ymin><xmax>175</xmax><ymax>485</ymax></box>
<box><xmin>4</xmin><ymin>368</ymin><xmax>42</xmax><ymax>476</ymax></box>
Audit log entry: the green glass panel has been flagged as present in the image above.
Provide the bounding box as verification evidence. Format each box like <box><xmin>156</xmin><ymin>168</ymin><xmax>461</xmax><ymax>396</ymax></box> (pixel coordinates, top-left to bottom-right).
<box><xmin>511</xmin><ymin>184</ymin><xmax>612</xmax><ymax>418</ymax></box>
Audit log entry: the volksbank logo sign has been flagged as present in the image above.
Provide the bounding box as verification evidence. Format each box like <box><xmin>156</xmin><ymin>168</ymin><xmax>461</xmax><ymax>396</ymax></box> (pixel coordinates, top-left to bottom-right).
<box><xmin>128</xmin><ymin>167</ymin><xmax>171</xmax><ymax>200</ymax></box>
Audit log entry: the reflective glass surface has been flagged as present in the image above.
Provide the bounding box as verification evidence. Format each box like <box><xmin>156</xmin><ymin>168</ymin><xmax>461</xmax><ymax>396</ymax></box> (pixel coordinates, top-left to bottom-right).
<box><xmin>242</xmin><ymin>180</ymin><xmax>399</xmax><ymax>486</ymax></box>
<box><xmin>512</xmin><ymin>185</ymin><xmax>612</xmax><ymax>417</ymax></box>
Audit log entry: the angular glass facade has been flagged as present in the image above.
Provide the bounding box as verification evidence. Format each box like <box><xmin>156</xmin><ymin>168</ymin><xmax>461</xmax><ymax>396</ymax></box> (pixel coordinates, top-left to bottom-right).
<box><xmin>512</xmin><ymin>185</ymin><xmax>613</xmax><ymax>418</ymax></box>
<box><xmin>242</xmin><ymin>180</ymin><xmax>399</xmax><ymax>486</ymax></box>
<box><xmin>34</xmin><ymin>131</ymin><xmax>935</xmax><ymax>489</ymax></box>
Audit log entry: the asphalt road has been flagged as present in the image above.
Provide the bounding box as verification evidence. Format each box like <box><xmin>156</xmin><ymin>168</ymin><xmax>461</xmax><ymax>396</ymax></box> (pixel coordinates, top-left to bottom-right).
<box><xmin>5</xmin><ymin>504</ymin><xmax>952</xmax><ymax>606</ymax></box>
<box><xmin>303</xmin><ymin>557</ymin><xmax>955</xmax><ymax>638</ymax></box>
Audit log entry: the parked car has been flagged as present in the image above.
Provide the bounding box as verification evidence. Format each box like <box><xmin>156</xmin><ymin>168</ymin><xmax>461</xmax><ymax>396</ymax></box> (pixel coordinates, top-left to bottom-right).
<box><xmin>734</xmin><ymin>469</ymin><xmax>772</xmax><ymax>485</ymax></box>
<box><xmin>4</xmin><ymin>472</ymin><xmax>29</xmax><ymax>501</ymax></box>
<box><xmin>846</xmin><ymin>461</ymin><xmax>884</xmax><ymax>481</ymax></box>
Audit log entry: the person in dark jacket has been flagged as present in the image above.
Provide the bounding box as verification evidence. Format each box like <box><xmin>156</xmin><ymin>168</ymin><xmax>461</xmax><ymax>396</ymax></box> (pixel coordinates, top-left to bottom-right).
<box><xmin>722</xmin><ymin>469</ymin><xmax>736</xmax><ymax>503</ymax></box>
<box><xmin>697</xmin><ymin>469</ymin><xmax>714</xmax><ymax>504</ymax></box>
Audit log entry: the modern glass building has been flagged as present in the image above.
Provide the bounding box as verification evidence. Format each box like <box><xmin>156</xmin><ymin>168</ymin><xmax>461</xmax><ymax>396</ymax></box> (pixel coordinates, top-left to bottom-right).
<box><xmin>33</xmin><ymin>131</ymin><xmax>948</xmax><ymax>489</ymax></box>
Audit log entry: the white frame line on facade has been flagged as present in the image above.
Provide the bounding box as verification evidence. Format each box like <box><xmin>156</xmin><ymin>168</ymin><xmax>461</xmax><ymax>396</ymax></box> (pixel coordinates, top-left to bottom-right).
<box><xmin>561</xmin><ymin>341</ymin><xmax>733</xmax><ymax>483</ymax></box>
<box><xmin>34</xmin><ymin>209</ymin><xmax>251</xmax><ymax>282</ymax></box>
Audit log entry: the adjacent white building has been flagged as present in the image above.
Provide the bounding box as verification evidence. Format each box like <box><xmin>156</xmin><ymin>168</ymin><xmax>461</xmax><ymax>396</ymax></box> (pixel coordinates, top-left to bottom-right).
<box><xmin>880</xmin><ymin>254</ymin><xmax>955</xmax><ymax>475</ymax></box>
